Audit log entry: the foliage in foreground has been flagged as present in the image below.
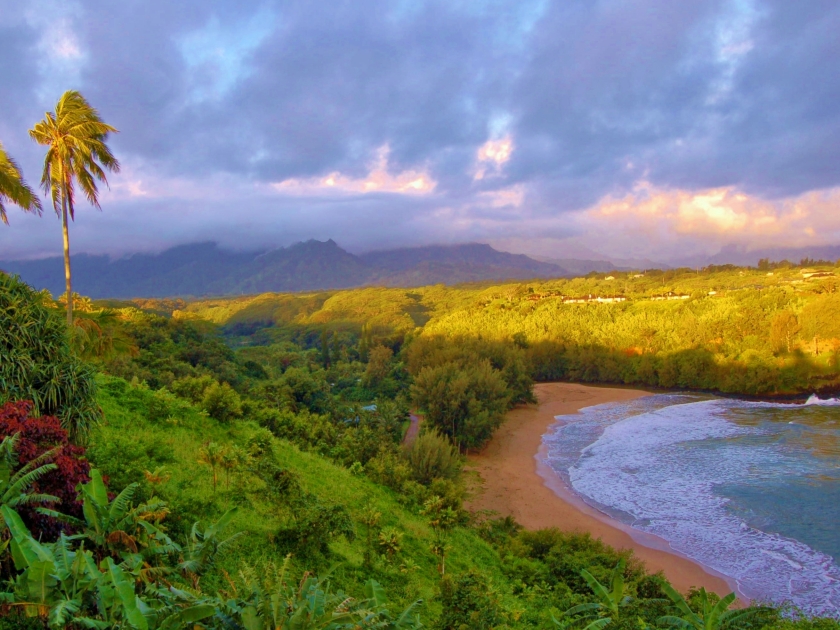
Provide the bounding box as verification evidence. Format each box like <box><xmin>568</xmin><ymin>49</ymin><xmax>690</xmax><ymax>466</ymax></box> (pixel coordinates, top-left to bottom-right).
<box><xmin>0</xmin><ymin>468</ymin><xmax>422</xmax><ymax>629</ymax></box>
<box><xmin>0</xmin><ymin>400</ymin><xmax>90</xmax><ymax>538</ymax></box>
<box><xmin>0</xmin><ymin>273</ymin><xmax>100</xmax><ymax>438</ymax></box>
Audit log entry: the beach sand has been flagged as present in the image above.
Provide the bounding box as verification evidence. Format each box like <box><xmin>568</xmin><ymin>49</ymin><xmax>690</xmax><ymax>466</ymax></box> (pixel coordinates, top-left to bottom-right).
<box><xmin>465</xmin><ymin>382</ymin><xmax>737</xmax><ymax>596</ymax></box>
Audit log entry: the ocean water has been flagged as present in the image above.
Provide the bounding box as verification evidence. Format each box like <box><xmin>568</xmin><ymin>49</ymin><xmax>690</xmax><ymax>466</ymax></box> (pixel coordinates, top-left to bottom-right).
<box><xmin>542</xmin><ymin>394</ymin><xmax>840</xmax><ymax>616</ymax></box>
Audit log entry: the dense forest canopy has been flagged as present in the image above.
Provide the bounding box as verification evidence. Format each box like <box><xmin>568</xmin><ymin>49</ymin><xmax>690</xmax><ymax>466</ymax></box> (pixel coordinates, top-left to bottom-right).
<box><xmin>113</xmin><ymin>261</ymin><xmax>840</xmax><ymax>396</ymax></box>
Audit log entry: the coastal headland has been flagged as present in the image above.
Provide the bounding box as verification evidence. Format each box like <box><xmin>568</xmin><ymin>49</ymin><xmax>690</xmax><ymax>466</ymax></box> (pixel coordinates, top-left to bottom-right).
<box><xmin>465</xmin><ymin>382</ymin><xmax>737</xmax><ymax>596</ymax></box>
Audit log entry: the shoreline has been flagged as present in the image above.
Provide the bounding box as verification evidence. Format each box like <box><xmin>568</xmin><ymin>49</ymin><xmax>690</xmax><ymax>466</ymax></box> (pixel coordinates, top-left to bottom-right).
<box><xmin>465</xmin><ymin>382</ymin><xmax>740</xmax><ymax>597</ymax></box>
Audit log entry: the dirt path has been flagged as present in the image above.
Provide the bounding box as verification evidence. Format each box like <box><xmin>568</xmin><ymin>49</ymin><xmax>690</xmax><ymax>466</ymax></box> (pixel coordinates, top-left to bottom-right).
<box><xmin>403</xmin><ymin>412</ymin><xmax>422</xmax><ymax>445</ymax></box>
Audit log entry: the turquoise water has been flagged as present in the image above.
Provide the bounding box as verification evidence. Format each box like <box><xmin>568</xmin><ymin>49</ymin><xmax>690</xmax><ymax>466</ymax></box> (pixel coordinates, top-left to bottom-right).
<box><xmin>542</xmin><ymin>394</ymin><xmax>840</xmax><ymax>616</ymax></box>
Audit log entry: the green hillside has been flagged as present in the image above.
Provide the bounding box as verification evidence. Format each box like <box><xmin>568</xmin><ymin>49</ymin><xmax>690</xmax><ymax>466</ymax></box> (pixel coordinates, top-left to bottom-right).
<box><xmin>129</xmin><ymin>261</ymin><xmax>840</xmax><ymax>396</ymax></box>
<box><xmin>90</xmin><ymin>375</ymin><xmax>510</xmax><ymax>621</ymax></box>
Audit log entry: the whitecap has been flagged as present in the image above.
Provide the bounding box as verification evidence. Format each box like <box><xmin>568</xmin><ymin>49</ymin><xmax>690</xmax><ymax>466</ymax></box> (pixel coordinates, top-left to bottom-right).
<box><xmin>805</xmin><ymin>394</ymin><xmax>840</xmax><ymax>406</ymax></box>
<box><xmin>544</xmin><ymin>396</ymin><xmax>840</xmax><ymax>617</ymax></box>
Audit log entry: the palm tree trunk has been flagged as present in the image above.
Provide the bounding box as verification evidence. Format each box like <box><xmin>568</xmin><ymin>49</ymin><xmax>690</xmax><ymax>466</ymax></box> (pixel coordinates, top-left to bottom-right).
<box><xmin>61</xmin><ymin>193</ymin><xmax>73</xmax><ymax>326</ymax></box>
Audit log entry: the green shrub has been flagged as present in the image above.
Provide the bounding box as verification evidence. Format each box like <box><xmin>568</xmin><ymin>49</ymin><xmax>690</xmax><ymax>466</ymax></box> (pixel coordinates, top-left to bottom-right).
<box><xmin>411</xmin><ymin>360</ymin><xmax>510</xmax><ymax>451</ymax></box>
<box><xmin>0</xmin><ymin>273</ymin><xmax>100</xmax><ymax>439</ymax></box>
<box><xmin>362</xmin><ymin>344</ymin><xmax>394</xmax><ymax>387</ymax></box>
<box><xmin>87</xmin><ymin>429</ymin><xmax>175</xmax><ymax>494</ymax></box>
<box><xmin>365</xmin><ymin>448</ymin><xmax>412</xmax><ymax>490</ymax></box>
<box><xmin>87</xmin><ymin>432</ymin><xmax>151</xmax><ymax>491</ymax></box>
<box><xmin>437</xmin><ymin>569</ymin><xmax>504</xmax><ymax>630</ymax></box>
<box><xmin>246</xmin><ymin>426</ymin><xmax>276</xmax><ymax>457</ymax></box>
<box><xmin>250</xmin><ymin>457</ymin><xmax>301</xmax><ymax>502</ymax></box>
<box><xmin>147</xmin><ymin>387</ymin><xmax>182</xmax><ymax>421</ymax></box>
<box><xmin>201</xmin><ymin>381</ymin><xmax>243</xmax><ymax>422</ymax></box>
<box><xmin>279</xmin><ymin>366</ymin><xmax>331</xmax><ymax>413</ymax></box>
<box><xmin>276</xmin><ymin>496</ymin><xmax>355</xmax><ymax>557</ymax></box>
<box><xmin>170</xmin><ymin>374</ymin><xmax>216</xmax><ymax>404</ymax></box>
<box><xmin>404</xmin><ymin>430</ymin><xmax>462</xmax><ymax>485</ymax></box>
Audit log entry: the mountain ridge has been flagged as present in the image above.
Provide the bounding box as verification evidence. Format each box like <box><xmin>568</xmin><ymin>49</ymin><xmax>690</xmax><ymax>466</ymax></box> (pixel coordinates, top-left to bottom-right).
<box><xmin>0</xmin><ymin>240</ymin><xmax>571</xmax><ymax>298</ymax></box>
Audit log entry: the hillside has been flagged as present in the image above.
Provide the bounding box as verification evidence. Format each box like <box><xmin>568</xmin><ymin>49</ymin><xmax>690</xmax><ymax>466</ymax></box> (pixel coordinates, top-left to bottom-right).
<box><xmin>0</xmin><ymin>240</ymin><xmax>570</xmax><ymax>298</ymax></box>
<box><xmin>136</xmin><ymin>260</ymin><xmax>840</xmax><ymax>396</ymax></box>
<box><xmin>361</xmin><ymin>244</ymin><xmax>565</xmax><ymax>286</ymax></box>
<box><xmin>90</xmin><ymin>375</ymin><xmax>511</xmax><ymax>622</ymax></box>
<box><xmin>676</xmin><ymin>244</ymin><xmax>840</xmax><ymax>268</ymax></box>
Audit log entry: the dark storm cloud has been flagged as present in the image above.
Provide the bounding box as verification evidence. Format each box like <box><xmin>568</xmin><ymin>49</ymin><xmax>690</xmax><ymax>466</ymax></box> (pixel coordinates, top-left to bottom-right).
<box><xmin>77</xmin><ymin>0</ymin><xmax>219</xmax><ymax>163</ymax></box>
<box><xmin>511</xmin><ymin>0</ymin><xmax>729</xmax><ymax>204</ymax></box>
<box><xmin>704</xmin><ymin>0</ymin><xmax>840</xmax><ymax>196</ymax></box>
<box><xmin>511</xmin><ymin>0</ymin><xmax>840</xmax><ymax>202</ymax></box>
<box><xmin>1</xmin><ymin>0</ymin><xmax>839</xmax><ymax>261</ymax></box>
<box><xmin>73</xmin><ymin>0</ymin><xmax>515</xmax><ymax>183</ymax></box>
<box><xmin>0</xmin><ymin>7</ymin><xmax>46</xmax><ymax>172</ymax></box>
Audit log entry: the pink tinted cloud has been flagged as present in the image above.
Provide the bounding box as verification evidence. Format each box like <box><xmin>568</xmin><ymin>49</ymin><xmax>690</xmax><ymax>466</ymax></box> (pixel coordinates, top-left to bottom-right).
<box><xmin>473</xmin><ymin>136</ymin><xmax>513</xmax><ymax>181</ymax></box>
<box><xmin>271</xmin><ymin>145</ymin><xmax>436</xmax><ymax>196</ymax></box>
<box><xmin>580</xmin><ymin>181</ymin><xmax>840</xmax><ymax>256</ymax></box>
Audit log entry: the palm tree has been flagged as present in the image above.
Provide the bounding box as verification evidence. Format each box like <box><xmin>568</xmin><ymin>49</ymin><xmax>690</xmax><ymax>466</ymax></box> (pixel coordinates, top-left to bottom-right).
<box><xmin>198</xmin><ymin>442</ymin><xmax>226</xmax><ymax>492</ymax></box>
<box><xmin>0</xmin><ymin>141</ymin><xmax>42</xmax><ymax>224</ymax></box>
<box><xmin>29</xmin><ymin>90</ymin><xmax>119</xmax><ymax>325</ymax></box>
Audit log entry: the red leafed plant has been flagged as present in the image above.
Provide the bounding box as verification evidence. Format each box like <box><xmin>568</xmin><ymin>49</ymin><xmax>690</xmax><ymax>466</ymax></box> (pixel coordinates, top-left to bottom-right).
<box><xmin>0</xmin><ymin>400</ymin><xmax>90</xmax><ymax>538</ymax></box>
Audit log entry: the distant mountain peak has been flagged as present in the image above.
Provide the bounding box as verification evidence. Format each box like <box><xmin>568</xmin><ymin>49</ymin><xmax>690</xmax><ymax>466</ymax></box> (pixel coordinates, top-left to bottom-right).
<box><xmin>1</xmin><ymin>239</ymin><xmax>576</xmax><ymax>298</ymax></box>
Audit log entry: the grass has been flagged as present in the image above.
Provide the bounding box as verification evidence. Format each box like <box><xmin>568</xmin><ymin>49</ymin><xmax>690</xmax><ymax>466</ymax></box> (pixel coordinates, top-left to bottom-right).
<box><xmin>89</xmin><ymin>374</ymin><xmax>525</xmax><ymax>624</ymax></box>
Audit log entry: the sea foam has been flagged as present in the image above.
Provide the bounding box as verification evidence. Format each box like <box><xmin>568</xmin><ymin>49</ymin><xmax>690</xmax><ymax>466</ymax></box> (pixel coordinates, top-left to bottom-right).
<box><xmin>543</xmin><ymin>396</ymin><xmax>840</xmax><ymax>616</ymax></box>
<box><xmin>805</xmin><ymin>394</ymin><xmax>840</xmax><ymax>406</ymax></box>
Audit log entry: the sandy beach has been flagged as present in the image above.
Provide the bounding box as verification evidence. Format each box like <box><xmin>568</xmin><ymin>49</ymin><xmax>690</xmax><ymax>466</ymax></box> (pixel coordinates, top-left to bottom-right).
<box><xmin>465</xmin><ymin>382</ymin><xmax>737</xmax><ymax>596</ymax></box>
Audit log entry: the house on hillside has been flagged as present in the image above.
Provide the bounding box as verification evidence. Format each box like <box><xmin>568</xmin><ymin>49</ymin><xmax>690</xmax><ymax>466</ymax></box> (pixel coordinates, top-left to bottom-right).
<box><xmin>650</xmin><ymin>292</ymin><xmax>690</xmax><ymax>301</ymax></box>
<box><xmin>562</xmin><ymin>294</ymin><xmax>597</xmax><ymax>304</ymax></box>
<box><xmin>561</xmin><ymin>294</ymin><xmax>627</xmax><ymax>304</ymax></box>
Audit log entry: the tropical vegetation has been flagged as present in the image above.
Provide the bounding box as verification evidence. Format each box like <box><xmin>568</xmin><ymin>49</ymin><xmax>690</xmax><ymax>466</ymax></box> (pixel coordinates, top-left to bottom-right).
<box><xmin>0</xmin><ymin>141</ymin><xmax>41</xmax><ymax>225</ymax></box>
<box><xmin>0</xmin><ymin>268</ymin><xmax>838</xmax><ymax>628</ymax></box>
<box><xmin>29</xmin><ymin>89</ymin><xmax>120</xmax><ymax>325</ymax></box>
<box><xmin>0</xmin><ymin>273</ymin><xmax>100</xmax><ymax>439</ymax></box>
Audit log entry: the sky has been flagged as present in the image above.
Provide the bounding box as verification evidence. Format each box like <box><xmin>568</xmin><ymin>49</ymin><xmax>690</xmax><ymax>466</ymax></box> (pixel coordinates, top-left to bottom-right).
<box><xmin>1</xmin><ymin>0</ymin><xmax>839</xmax><ymax>263</ymax></box>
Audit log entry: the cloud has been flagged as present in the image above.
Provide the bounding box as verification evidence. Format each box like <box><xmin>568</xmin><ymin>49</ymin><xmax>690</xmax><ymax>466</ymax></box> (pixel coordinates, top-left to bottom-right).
<box><xmin>474</xmin><ymin>136</ymin><xmax>513</xmax><ymax>181</ymax></box>
<box><xmin>477</xmin><ymin>185</ymin><xmax>525</xmax><ymax>208</ymax></box>
<box><xmin>178</xmin><ymin>8</ymin><xmax>274</xmax><ymax>103</ymax></box>
<box><xmin>582</xmin><ymin>182</ymin><xmax>840</xmax><ymax>252</ymax></box>
<box><xmin>1</xmin><ymin>0</ymin><xmax>840</xmax><ymax>265</ymax></box>
<box><xmin>271</xmin><ymin>145</ymin><xmax>436</xmax><ymax>195</ymax></box>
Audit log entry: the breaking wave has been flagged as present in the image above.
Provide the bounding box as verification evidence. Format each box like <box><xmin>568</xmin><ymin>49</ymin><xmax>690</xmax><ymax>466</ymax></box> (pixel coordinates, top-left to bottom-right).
<box><xmin>542</xmin><ymin>395</ymin><xmax>840</xmax><ymax>616</ymax></box>
<box><xmin>805</xmin><ymin>394</ymin><xmax>840</xmax><ymax>406</ymax></box>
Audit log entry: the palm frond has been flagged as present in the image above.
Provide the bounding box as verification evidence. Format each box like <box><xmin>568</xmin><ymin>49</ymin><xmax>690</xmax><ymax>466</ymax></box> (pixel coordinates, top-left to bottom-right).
<box><xmin>0</xmin><ymin>141</ymin><xmax>42</xmax><ymax>224</ymax></box>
